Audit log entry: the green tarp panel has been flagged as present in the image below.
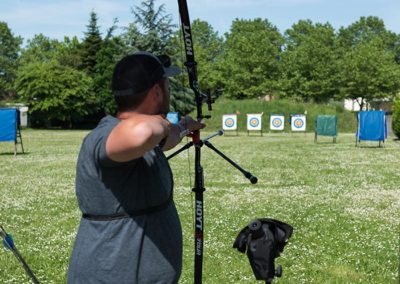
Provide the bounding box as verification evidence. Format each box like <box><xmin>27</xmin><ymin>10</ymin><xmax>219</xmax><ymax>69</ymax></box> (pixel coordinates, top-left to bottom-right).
<box><xmin>315</xmin><ymin>115</ymin><xmax>337</xmax><ymax>137</ymax></box>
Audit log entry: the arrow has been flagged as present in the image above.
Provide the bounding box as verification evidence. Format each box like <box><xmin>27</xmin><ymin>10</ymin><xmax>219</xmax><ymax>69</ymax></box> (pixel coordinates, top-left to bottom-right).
<box><xmin>0</xmin><ymin>225</ymin><xmax>40</xmax><ymax>284</ymax></box>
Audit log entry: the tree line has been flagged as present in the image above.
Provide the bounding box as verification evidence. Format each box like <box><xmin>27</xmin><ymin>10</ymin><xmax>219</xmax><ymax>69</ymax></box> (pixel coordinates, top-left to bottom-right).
<box><xmin>1</xmin><ymin>0</ymin><xmax>400</xmax><ymax>128</ymax></box>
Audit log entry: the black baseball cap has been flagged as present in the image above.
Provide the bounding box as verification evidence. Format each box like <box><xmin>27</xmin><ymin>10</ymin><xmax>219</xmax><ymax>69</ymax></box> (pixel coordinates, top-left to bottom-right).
<box><xmin>112</xmin><ymin>51</ymin><xmax>181</xmax><ymax>96</ymax></box>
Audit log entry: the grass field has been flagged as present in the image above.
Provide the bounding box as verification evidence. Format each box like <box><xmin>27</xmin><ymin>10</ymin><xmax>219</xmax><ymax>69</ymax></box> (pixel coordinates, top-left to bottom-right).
<box><xmin>0</xmin><ymin>129</ymin><xmax>399</xmax><ymax>283</ymax></box>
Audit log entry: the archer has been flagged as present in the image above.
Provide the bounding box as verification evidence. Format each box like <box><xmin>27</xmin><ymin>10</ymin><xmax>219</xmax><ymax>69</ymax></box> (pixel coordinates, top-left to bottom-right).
<box><xmin>67</xmin><ymin>51</ymin><xmax>204</xmax><ymax>283</ymax></box>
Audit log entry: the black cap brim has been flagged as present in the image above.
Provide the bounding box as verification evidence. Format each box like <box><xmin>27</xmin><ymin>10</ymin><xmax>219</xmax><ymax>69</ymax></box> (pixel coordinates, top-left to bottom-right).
<box><xmin>164</xmin><ymin>65</ymin><xmax>181</xmax><ymax>77</ymax></box>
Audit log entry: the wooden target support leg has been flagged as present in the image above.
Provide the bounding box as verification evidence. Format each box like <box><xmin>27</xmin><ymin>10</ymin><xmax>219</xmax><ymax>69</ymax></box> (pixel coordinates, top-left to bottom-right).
<box><xmin>14</xmin><ymin>126</ymin><xmax>24</xmax><ymax>155</ymax></box>
<box><xmin>18</xmin><ymin>127</ymin><xmax>24</xmax><ymax>153</ymax></box>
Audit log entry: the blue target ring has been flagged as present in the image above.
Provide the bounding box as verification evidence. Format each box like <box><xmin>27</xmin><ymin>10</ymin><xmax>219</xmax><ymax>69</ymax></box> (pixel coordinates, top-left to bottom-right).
<box><xmin>249</xmin><ymin>118</ymin><xmax>260</xmax><ymax>127</ymax></box>
<box><xmin>224</xmin><ymin>118</ymin><xmax>235</xmax><ymax>128</ymax></box>
<box><xmin>272</xmin><ymin>118</ymin><xmax>283</xmax><ymax>127</ymax></box>
<box><xmin>293</xmin><ymin>118</ymin><xmax>304</xmax><ymax>128</ymax></box>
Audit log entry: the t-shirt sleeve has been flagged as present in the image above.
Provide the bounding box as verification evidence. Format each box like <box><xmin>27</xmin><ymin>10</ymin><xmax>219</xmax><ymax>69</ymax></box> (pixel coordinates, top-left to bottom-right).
<box><xmin>96</xmin><ymin>131</ymin><xmax>117</xmax><ymax>167</ymax></box>
<box><xmin>95</xmin><ymin>127</ymin><xmax>138</xmax><ymax>168</ymax></box>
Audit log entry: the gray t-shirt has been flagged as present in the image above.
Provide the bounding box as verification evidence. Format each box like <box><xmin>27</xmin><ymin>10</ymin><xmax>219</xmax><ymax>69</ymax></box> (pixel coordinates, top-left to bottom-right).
<box><xmin>67</xmin><ymin>116</ymin><xmax>182</xmax><ymax>284</ymax></box>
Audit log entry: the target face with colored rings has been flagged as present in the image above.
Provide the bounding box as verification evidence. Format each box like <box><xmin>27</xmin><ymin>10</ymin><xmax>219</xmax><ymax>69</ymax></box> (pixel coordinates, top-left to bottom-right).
<box><xmin>224</xmin><ymin>118</ymin><xmax>235</xmax><ymax>128</ymax></box>
<box><xmin>249</xmin><ymin>118</ymin><xmax>260</xmax><ymax>127</ymax></box>
<box><xmin>272</xmin><ymin>118</ymin><xmax>283</xmax><ymax>127</ymax></box>
<box><xmin>294</xmin><ymin>118</ymin><xmax>304</xmax><ymax>128</ymax></box>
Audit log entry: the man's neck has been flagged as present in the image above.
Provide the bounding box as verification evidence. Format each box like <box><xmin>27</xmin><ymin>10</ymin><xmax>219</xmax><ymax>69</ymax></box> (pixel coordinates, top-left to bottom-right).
<box><xmin>116</xmin><ymin>111</ymin><xmax>140</xmax><ymax>120</ymax></box>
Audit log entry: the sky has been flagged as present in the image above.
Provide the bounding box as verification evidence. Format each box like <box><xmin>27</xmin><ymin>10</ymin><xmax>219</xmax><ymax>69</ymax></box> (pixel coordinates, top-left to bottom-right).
<box><xmin>0</xmin><ymin>0</ymin><xmax>399</xmax><ymax>45</ymax></box>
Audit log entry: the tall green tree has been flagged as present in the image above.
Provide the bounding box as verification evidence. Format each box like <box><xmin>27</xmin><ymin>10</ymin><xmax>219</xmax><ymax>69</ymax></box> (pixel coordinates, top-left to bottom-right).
<box><xmin>80</xmin><ymin>11</ymin><xmax>103</xmax><ymax>76</ymax></box>
<box><xmin>222</xmin><ymin>18</ymin><xmax>284</xmax><ymax>99</ymax></box>
<box><xmin>0</xmin><ymin>21</ymin><xmax>22</xmax><ymax>100</ymax></box>
<box><xmin>94</xmin><ymin>20</ymin><xmax>127</xmax><ymax>115</ymax></box>
<box><xmin>281</xmin><ymin>20</ymin><xmax>339</xmax><ymax>102</ymax></box>
<box><xmin>165</xmin><ymin>30</ymin><xmax>195</xmax><ymax>115</ymax></box>
<box><xmin>338</xmin><ymin>16</ymin><xmax>396</xmax><ymax>49</ymax></box>
<box><xmin>58</xmin><ymin>36</ymin><xmax>83</xmax><ymax>69</ymax></box>
<box><xmin>338</xmin><ymin>38</ymin><xmax>400</xmax><ymax>110</ymax></box>
<box><xmin>393</xmin><ymin>34</ymin><xmax>400</xmax><ymax>64</ymax></box>
<box><xmin>123</xmin><ymin>0</ymin><xmax>196</xmax><ymax>115</ymax></box>
<box><xmin>337</xmin><ymin>16</ymin><xmax>400</xmax><ymax>109</ymax></box>
<box><xmin>16</xmin><ymin>34</ymin><xmax>97</xmax><ymax>127</ymax></box>
<box><xmin>191</xmin><ymin>19</ymin><xmax>224</xmax><ymax>98</ymax></box>
<box><xmin>392</xmin><ymin>93</ymin><xmax>400</xmax><ymax>138</ymax></box>
<box><xmin>18</xmin><ymin>34</ymin><xmax>61</xmax><ymax>65</ymax></box>
<box><xmin>15</xmin><ymin>60</ymin><xmax>93</xmax><ymax>127</ymax></box>
<box><xmin>18</xmin><ymin>34</ymin><xmax>83</xmax><ymax>69</ymax></box>
<box><xmin>167</xmin><ymin>19</ymin><xmax>224</xmax><ymax>115</ymax></box>
<box><xmin>124</xmin><ymin>0</ymin><xmax>175</xmax><ymax>54</ymax></box>
<box><xmin>338</xmin><ymin>15</ymin><xmax>400</xmax><ymax>66</ymax></box>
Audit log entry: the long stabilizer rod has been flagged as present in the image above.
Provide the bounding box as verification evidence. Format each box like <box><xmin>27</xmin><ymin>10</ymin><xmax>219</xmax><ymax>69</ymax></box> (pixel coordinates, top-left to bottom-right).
<box><xmin>203</xmin><ymin>139</ymin><xmax>258</xmax><ymax>184</ymax></box>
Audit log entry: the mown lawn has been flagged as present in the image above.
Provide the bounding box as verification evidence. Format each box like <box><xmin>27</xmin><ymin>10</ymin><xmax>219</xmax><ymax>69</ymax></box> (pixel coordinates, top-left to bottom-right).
<box><xmin>0</xmin><ymin>129</ymin><xmax>399</xmax><ymax>283</ymax></box>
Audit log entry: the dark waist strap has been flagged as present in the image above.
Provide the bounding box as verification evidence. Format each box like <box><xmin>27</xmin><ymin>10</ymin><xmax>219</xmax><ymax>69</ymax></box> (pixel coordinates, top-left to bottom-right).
<box><xmin>82</xmin><ymin>192</ymin><xmax>173</xmax><ymax>221</ymax></box>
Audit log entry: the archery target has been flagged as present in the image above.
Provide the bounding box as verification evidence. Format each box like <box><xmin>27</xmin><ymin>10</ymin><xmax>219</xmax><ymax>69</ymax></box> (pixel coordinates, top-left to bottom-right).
<box><xmin>222</xmin><ymin>114</ymin><xmax>237</xmax><ymax>130</ymax></box>
<box><xmin>291</xmin><ymin>115</ymin><xmax>306</xmax><ymax>131</ymax></box>
<box><xmin>247</xmin><ymin>114</ymin><xmax>262</xmax><ymax>131</ymax></box>
<box><xmin>270</xmin><ymin>115</ymin><xmax>284</xmax><ymax>130</ymax></box>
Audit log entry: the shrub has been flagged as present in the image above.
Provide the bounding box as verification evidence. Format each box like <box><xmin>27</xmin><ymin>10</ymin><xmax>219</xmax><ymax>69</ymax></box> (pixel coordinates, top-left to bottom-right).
<box><xmin>392</xmin><ymin>94</ymin><xmax>400</xmax><ymax>139</ymax></box>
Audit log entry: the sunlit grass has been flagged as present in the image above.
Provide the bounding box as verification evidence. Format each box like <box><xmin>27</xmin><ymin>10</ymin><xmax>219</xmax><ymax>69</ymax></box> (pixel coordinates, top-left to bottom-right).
<box><xmin>0</xmin><ymin>129</ymin><xmax>399</xmax><ymax>283</ymax></box>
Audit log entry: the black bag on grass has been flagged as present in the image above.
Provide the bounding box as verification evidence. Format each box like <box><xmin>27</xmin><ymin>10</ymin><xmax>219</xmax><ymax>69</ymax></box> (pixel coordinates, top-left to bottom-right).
<box><xmin>233</xmin><ymin>218</ymin><xmax>293</xmax><ymax>283</ymax></box>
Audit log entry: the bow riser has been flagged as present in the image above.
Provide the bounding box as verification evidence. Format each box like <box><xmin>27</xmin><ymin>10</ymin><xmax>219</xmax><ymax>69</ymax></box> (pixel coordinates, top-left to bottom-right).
<box><xmin>178</xmin><ymin>0</ymin><xmax>203</xmax><ymax>123</ymax></box>
<box><xmin>177</xmin><ymin>1</ymin><xmax>205</xmax><ymax>283</ymax></box>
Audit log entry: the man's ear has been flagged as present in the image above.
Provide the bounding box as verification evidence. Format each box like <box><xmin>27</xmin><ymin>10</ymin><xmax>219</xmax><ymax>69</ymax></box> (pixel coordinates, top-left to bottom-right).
<box><xmin>147</xmin><ymin>84</ymin><xmax>159</xmax><ymax>100</ymax></box>
<box><xmin>152</xmin><ymin>83</ymin><xmax>163</xmax><ymax>98</ymax></box>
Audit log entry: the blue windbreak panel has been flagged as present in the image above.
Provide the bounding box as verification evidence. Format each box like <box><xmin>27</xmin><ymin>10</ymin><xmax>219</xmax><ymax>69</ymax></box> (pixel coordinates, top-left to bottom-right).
<box><xmin>0</xmin><ymin>109</ymin><xmax>17</xmax><ymax>142</ymax></box>
<box><xmin>357</xmin><ymin>111</ymin><xmax>387</xmax><ymax>141</ymax></box>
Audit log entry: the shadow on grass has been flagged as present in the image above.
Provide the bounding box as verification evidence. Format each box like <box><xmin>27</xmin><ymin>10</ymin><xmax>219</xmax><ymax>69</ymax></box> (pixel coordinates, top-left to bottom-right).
<box><xmin>355</xmin><ymin>145</ymin><xmax>385</xmax><ymax>149</ymax></box>
<box><xmin>314</xmin><ymin>141</ymin><xmax>337</xmax><ymax>145</ymax></box>
<box><xmin>0</xmin><ymin>152</ymin><xmax>30</xmax><ymax>156</ymax></box>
